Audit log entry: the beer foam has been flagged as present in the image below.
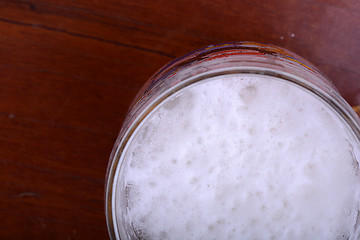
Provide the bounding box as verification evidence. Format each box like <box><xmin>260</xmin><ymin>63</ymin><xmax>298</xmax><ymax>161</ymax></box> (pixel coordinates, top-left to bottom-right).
<box><xmin>118</xmin><ymin>74</ymin><xmax>360</xmax><ymax>240</ymax></box>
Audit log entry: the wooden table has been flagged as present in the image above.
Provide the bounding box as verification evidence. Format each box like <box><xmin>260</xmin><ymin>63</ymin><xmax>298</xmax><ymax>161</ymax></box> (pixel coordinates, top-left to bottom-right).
<box><xmin>1</xmin><ymin>0</ymin><xmax>360</xmax><ymax>239</ymax></box>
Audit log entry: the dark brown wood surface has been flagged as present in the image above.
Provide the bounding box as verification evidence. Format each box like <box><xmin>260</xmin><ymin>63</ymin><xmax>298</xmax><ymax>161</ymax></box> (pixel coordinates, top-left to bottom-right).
<box><xmin>1</xmin><ymin>0</ymin><xmax>360</xmax><ymax>239</ymax></box>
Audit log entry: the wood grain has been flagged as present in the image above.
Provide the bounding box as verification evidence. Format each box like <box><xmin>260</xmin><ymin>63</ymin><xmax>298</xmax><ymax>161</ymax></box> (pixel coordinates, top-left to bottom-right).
<box><xmin>1</xmin><ymin>0</ymin><xmax>360</xmax><ymax>239</ymax></box>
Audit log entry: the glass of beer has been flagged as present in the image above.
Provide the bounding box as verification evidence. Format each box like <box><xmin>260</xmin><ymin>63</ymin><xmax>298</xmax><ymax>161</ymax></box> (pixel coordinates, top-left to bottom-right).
<box><xmin>105</xmin><ymin>42</ymin><xmax>360</xmax><ymax>240</ymax></box>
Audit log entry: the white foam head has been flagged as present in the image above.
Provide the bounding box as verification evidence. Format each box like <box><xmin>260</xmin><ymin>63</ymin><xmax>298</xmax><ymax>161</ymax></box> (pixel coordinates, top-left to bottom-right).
<box><xmin>116</xmin><ymin>74</ymin><xmax>360</xmax><ymax>240</ymax></box>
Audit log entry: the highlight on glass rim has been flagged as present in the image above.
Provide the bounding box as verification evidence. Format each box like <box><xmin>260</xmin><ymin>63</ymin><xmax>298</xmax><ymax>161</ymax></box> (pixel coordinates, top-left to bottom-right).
<box><xmin>105</xmin><ymin>42</ymin><xmax>360</xmax><ymax>240</ymax></box>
